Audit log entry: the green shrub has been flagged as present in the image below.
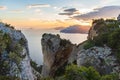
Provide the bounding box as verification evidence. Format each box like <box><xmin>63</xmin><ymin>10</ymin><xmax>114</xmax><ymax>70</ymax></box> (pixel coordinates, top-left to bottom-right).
<box><xmin>64</xmin><ymin>65</ymin><xmax>100</xmax><ymax>80</ymax></box>
<box><xmin>9</xmin><ymin>52</ymin><xmax>22</xmax><ymax>65</ymax></box>
<box><xmin>93</xmin><ymin>33</ymin><xmax>108</xmax><ymax>46</ymax></box>
<box><xmin>30</xmin><ymin>60</ymin><xmax>42</xmax><ymax>73</ymax></box>
<box><xmin>19</xmin><ymin>38</ymin><xmax>26</xmax><ymax>46</ymax></box>
<box><xmin>101</xmin><ymin>73</ymin><xmax>119</xmax><ymax>80</ymax></box>
<box><xmin>0</xmin><ymin>76</ymin><xmax>20</xmax><ymax>80</ymax></box>
<box><xmin>84</xmin><ymin>40</ymin><xmax>95</xmax><ymax>49</ymax></box>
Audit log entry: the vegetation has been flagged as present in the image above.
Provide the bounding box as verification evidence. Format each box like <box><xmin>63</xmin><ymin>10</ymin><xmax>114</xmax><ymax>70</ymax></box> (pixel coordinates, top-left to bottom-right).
<box><xmin>84</xmin><ymin>40</ymin><xmax>95</xmax><ymax>49</ymax></box>
<box><xmin>5</xmin><ymin>23</ymin><xmax>14</xmax><ymax>29</ymax></box>
<box><xmin>0</xmin><ymin>31</ymin><xmax>11</xmax><ymax>75</ymax></box>
<box><xmin>30</xmin><ymin>60</ymin><xmax>42</xmax><ymax>73</ymax></box>
<box><xmin>19</xmin><ymin>38</ymin><xmax>26</xmax><ymax>46</ymax></box>
<box><xmin>0</xmin><ymin>76</ymin><xmax>20</xmax><ymax>80</ymax></box>
<box><xmin>60</xmin><ymin>39</ymin><xmax>71</xmax><ymax>46</ymax></box>
<box><xmin>0</xmin><ymin>31</ymin><xmax>11</xmax><ymax>52</ymax></box>
<box><xmin>41</xmin><ymin>64</ymin><xmax>119</xmax><ymax>80</ymax></box>
<box><xmin>64</xmin><ymin>65</ymin><xmax>100</xmax><ymax>80</ymax></box>
<box><xmin>9</xmin><ymin>51</ymin><xmax>22</xmax><ymax>65</ymax></box>
<box><xmin>0</xmin><ymin>23</ymin><xmax>25</xmax><ymax>78</ymax></box>
<box><xmin>84</xmin><ymin>19</ymin><xmax>120</xmax><ymax>61</ymax></box>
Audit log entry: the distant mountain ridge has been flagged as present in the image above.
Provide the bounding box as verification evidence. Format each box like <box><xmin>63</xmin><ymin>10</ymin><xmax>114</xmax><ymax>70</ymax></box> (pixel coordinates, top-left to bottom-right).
<box><xmin>60</xmin><ymin>25</ymin><xmax>90</xmax><ymax>34</ymax></box>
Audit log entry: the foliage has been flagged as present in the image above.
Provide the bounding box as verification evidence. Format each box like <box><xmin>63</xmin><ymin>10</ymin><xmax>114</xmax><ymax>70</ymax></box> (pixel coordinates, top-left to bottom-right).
<box><xmin>84</xmin><ymin>40</ymin><xmax>95</xmax><ymax>49</ymax></box>
<box><xmin>19</xmin><ymin>38</ymin><xmax>26</xmax><ymax>46</ymax></box>
<box><xmin>100</xmin><ymin>73</ymin><xmax>119</xmax><ymax>80</ymax></box>
<box><xmin>0</xmin><ymin>60</ymin><xmax>10</xmax><ymax>75</ymax></box>
<box><xmin>5</xmin><ymin>23</ymin><xmax>14</xmax><ymax>29</ymax></box>
<box><xmin>107</xmin><ymin>28</ymin><xmax>120</xmax><ymax>61</ymax></box>
<box><xmin>30</xmin><ymin>60</ymin><xmax>42</xmax><ymax>73</ymax></box>
<box><xmin>0</xmin><ymin>31</ymin><xmax>11</xmax><ymax>52</ymax></box>
<box><xmin>14</xmin><ymin>43</ymin><xmax>23</xmax><ymax>56</ymax></box>
<box><xmin>55</xmin><ymin>65</ymin><xmax>119</xmax><ymax>80</ymax></box>
<box><xmin>60</xmin><ymin>39</ymin><xmax>71</xmax><ymax>46</ymax></box>
<box><xmin>92</xmin><ymin>18</ymin><xmax>105</xmax><ymax>25</ymax></box>
<box><xmin>0</xmin><ymin>76</ymin><xmax>20</xmax><ymax>80</ymax></box>
<box><xmin>107</xmin><ymin>28</ymin><xmax>120</xmax><ymax>48</ymax></box>
<box><xmin>64</xmin><ymin>65</ymin><xmax>100</xmax><ymax>80</ymax></box>
<box><xmin>9</xmin><ymin>52</ymin><xmax>22</xmax><ymax>65</ymax></box>
<box><xmin>0</xmin><ymin>31</ymin><xmax>11</xmax><ymax>75</ymax></box>
<box><xmin>55</xmin><ymin>62</ymin><xmax>68</xmax><ymax>77</ymax></box>
<box><xmin>93</xmin><ymin>33</ymin><xmax>108</xmax><ymax>46</ymax></box>
<box><xmin>40</xmin><ymin>77</ymin><xmax>54</xmax><ymax>80</ymax></box>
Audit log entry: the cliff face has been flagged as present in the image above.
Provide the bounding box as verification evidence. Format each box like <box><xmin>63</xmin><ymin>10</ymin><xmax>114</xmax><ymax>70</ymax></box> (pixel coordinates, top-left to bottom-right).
<box><xmin>41</xmin><ymin>33</ymin><xmax>75</xmax><ymax>77</ymax></box>
<box><xmin>77</xmin><ymin>46</ymin><xmax>120</xmax><ymax>75</ymax></box>
<box><xmin>77</xmin><ymin>19</ymin><xmax>120</xmax><ymax>76</ymax></box>
<box><xmin>0</xmin><ymin>22</ymin><xmax>39</xmax><ymax>80</ymax></box>
<box><xmin>41</xmin><ymin>19</ymin><xmax>120</xmax><ymax>78</ymax></box>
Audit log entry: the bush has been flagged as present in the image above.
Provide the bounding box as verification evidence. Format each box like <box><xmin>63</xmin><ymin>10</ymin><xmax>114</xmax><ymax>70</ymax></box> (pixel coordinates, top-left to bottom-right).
<box><xmin>101</xmin><ymin>74</ymin><xmax>119</xmax><ymax>80</ymax></box>
<box><xmin>93</xmin><ymin>33</ymin><xmax>108</xmax><ymax>46</ymax></box>
<box><xmin>30</xmin><ymin>60</ymin><xmax>42</xmax><ymax>73</ymax></box>
<box><xmin>107</xmin><ymin>28</ymin><xmax>120</xmax><ymax>48</ymax></box>
<box><xmin>64</xmin><ymin>65</ymin><xmax>100</xmax><ymax>80</ymax></box>
<box><xmin>84</xmin><ymin>40</ymin><xmax>95</xmax><ymax>49</ymax></box>
<box><xmin>19</xmin><ymin>38</ymin><xmax>26</xmax><ymax>46</ymax></box>
<box><xmin>0</xmin><ymin>76</ymin><xmax>20</xmax><ymax>80</ymax></box>
<box><xmin>9</xmin><ymin>52</ymin><xmax>22</xmax><ymax>65</ymax></box>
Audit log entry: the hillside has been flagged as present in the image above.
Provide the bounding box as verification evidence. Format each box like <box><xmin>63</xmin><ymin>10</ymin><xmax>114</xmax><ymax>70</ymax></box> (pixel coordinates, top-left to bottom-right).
<box><xmin>60</xmin><ymin>25</ymin><xmax>90</xmax><ymax>34</ymax></box>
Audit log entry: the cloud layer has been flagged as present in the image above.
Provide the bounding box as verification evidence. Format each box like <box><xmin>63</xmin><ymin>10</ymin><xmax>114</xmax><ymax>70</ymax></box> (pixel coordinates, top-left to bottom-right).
<box><xmin>73</xmin><ymin>6</ymin><xmax>120</xmax><ymax>20</ymax></box>
<box><xmin>59</xmin><ymin>8</ymin><xmax>80</xmax><ymax>16</ymax></box>
<box><xmin>27</xmin><ymin>4</ymin><xmax>50</xmax><ymax>8</ymax></box>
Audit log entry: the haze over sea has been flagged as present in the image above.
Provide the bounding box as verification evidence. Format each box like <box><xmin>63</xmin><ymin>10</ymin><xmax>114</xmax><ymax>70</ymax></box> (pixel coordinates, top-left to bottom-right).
<box><xmin>22</xmin><ymin>29</ymin><xmax>87</xmax><ymax>65</ymax></box>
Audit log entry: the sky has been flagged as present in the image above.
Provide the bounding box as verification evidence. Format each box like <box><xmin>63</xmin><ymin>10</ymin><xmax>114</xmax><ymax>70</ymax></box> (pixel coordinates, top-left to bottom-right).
<box><xmin>0</xmin><ymin>0</ymin><xmax>120</xmax><ymax>29</ymax></box>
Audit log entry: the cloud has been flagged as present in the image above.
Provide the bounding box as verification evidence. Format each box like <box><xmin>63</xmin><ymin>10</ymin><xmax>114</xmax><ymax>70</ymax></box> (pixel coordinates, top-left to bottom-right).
<box><xmin>59</xmin><ymin>8</ymin><xmax>80</xmax><ymax>16</ymax></box>
<box><xmin>27</xmin><ymin>4</ymin><xmax>50</xmax><ymax>9</ymax></box>
<box><xmin>59</xmin><ymin>12</ymin><xmax>74</xmax><ymax>16</ymax></box>
<box><xmin>0</xmin><ymin>6</ymin><xmax>7</xmax><ymax>10</ymax></box>
<box><xmin>64</xmin><ymin>8</ymin><xmax>78</xmax><ymax>13</ymax></box>
<box><xmin>73</xmin><ymin>6</ymin><xmax>120</xmax><ymax>20</ymax></box>
<box><xmin>9</xmin><ymin>10</ymin><xmax>24</xmax><ymax>13</ymax></box>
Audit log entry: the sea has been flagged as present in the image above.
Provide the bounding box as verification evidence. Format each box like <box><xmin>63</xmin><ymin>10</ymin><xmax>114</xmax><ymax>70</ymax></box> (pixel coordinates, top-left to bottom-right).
<box><xmin>22</xmin><ymin>29</ymin><xmax>88</xmax><ymax>65</ymax></box>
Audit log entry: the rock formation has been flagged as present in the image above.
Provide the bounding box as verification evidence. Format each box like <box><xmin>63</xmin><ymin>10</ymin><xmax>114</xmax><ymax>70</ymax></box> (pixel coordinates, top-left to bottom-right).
<box><xmin>117</xmin><ymin>14</ymin><xmax>120</xmax><ymax>21</ymax></box>
<box><xmin>41</xmin><ymin>33</ymin><xmax>76</xmax><ymax>77</ymax></box>
<box><xmin>77</xmin><ymin>46</ymin><xmax>120</xmax><ymax>75</ymax></box>
<box><xmin>0</xmin><ymin>22</ymin><xmax>40</xmax><ymax>80</ymax></box>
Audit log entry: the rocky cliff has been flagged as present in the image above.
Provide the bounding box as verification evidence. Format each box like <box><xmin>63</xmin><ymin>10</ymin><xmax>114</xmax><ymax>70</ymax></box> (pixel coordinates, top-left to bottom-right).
<box><xmin>83</xmin><ymin>19</ymin><xmax>120</xmax><ymax>76</ymax></box>
<box><xmin>41</xmin><ymin>18</ymin><xmax>120</xmax><ymax>78</ymax></box>
<box><xmin>0</xmin><ymin>22</ymin><xmax>40</xmax><ymax>80</ymax></box>
<box><xmin>77</xmin><ymin>46</ymin><xmax>120</xmax><ymax>75</ymax></box>
<box><xmin>41</xmin><ymin>33</ymin><xmax>76</xmax><ymax>77</ymax></box>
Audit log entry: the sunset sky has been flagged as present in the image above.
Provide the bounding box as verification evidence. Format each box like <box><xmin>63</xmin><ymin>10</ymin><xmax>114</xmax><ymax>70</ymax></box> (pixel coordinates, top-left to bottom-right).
<box><xmin>0</xmin><ymin>0</ymin><xmax>120</xmax><ymax>29</ymax></box>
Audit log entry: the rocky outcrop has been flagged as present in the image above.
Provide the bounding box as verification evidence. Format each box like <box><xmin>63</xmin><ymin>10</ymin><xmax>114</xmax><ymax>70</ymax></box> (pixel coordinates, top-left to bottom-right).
<box><xmin>88</xmin><ymin>23</ymin><xmax>98</xmax><ymax>40</ymax></box>
<box><xmin>77</xmin><ymin>46</ymin><xmax>120</xmax><ymax>75</ymax></box>
<box><xmin>117</xmin><ymin>14</ymin><xmax>120</xmax><ymax>21</ymax></box>
<box><xmin>41</xmin><ymin>33</ymin><xmax>75</xmax><ymax>77</ymax></box>
<box><xmin>0</xmin><ymin>22</ymin><xmax>40</xmax><ymax>80</ymax></box>
<box><xmin>41</xmin><ymin>17</ymin><xmax>120</xmax><ymax>78</ymax></box>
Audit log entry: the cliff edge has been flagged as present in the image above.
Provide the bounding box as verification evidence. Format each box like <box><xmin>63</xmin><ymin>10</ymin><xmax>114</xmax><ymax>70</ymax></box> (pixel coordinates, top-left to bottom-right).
<box><xmin>0</xmin><ymin>22</ymin><xmax>40</xmax><ymax>80</ymax></box>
